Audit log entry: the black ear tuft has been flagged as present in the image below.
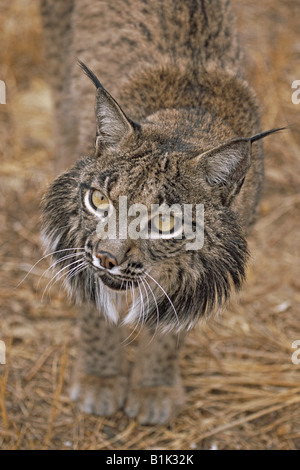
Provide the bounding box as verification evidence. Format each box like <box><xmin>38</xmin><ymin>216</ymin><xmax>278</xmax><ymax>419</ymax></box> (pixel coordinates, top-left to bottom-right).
<box><xmin>250</xmin><ymin>127</ymin><xmax>286</xmax><ymax>143</ymax></box>
<box><xmin>77</xmin><ymin>59</ymin><xmax>102</xmax><ymax>89</ymax></box>
<box><xmin>78</xmin><ymin>59</ymin><xmax>136</xmax><ymax>150</ymax></box>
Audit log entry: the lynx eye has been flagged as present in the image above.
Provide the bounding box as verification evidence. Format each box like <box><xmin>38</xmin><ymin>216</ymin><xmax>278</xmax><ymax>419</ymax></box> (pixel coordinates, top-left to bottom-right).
<box><xmin>152</xmin><ymin>214</ymin><xmax>175</xmax><ymax>233</ymax></box>
<box><xmin>151</xmin><ymin>213</ymin><xmax>183</xmax><ymax>238</ymax></box>
<box><xmin>85</xmin><ymin>189</ymin><xmax>111</xmax><ymax>215</ymax></box>
<box><xmin>90</xmin><ymin>190</ymin><xmax>109</xmax><ymax>210</ymax></box>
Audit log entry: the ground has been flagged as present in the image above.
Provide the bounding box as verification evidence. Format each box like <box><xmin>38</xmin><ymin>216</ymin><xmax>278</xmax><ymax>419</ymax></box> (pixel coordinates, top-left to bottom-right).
<box><xmin>0</xmin><ymin>0</ymin><xmax>299</xmax><ymax>450</ymax></box>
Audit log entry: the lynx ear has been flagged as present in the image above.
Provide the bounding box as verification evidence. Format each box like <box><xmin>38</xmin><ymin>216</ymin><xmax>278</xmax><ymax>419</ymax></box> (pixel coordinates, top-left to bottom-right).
<box><xmin>202</xmin><ymin>139</ymin><xmax>251</xmax><ymax>186</ymax></box>
<box><xmin>191</xmin><ymin>127</ymin><xmax>285</xmax><ymax>205</ymax></box>
<box><xmin>94</xmin><ymin>86</ymin><xmax>134</xmax><ymax>149</ymax></box>
<box><xmin>192</xmin><ymin>139</ymin><xmax>251</xmax><ymax>206</ymax></box>
<box><xmin>78</xmin><ymin>60</ymin><xmax>134</xmax><ymax>149</ymax></box>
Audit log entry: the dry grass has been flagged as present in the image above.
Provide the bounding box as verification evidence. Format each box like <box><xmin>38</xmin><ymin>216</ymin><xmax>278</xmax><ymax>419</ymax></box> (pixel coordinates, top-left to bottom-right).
<box><xmin>0</xmin><ymin>0</ymin><xmax>300</xmax><ymax>450</ymax></box>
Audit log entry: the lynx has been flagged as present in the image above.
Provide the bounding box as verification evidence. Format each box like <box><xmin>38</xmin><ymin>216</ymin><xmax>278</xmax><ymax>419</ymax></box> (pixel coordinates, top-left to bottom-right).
<box><xmin>40</xmin><ymin>0</ymin><xmax>279</xmax><ymax>424</ymax></box>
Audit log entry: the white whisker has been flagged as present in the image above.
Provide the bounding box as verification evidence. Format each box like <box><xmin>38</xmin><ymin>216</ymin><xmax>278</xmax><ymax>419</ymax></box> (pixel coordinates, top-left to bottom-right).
<box><xmin>122</xmin><ymin>280</ymin><xmax>144</xmax><ymax>346</ymax></box>
<box><xmin>137</xmin><ymin>280</ymin><xmax>145</xmax><ymax>326</ymax></box>
<box><xmin>66</xmin><ymin>261</ymin><xmax>88</xmax><ymax>281</ymax></box>
<box><xmin>139</xmin><ymin>277</ymin><xmax>150</xmax><ymax>318</ymax></box>
<box><xmin>130</xmin><ymin>280</ymin><xmax>134</xmax><ymax>298</ymax></box>
<box><xmin>143</xmin><ymin>277</ymin><xmax>160</xmax><ymax>342</ymax></box>
<box><xmin>37</xmin><ymin>252</ymin><xmax>85</xmax><ymax>289</ymax></box>
<box><xmin>125</xmin><ymin>280</ymin><xmax>129</xmax><ymax>305</ymax></box>
<box><xmin>16</xmin><ymin>247</ymin><xmax>85</xmax><ymax>288</ymax></box>
<box><xmin>62</xmin><ymin>261</ymin><xmax>88</xmax><ymax>292</ymax></box>
<box><xmin>41</xmin><ymin>258</ymin><xmax>84</xmax><ymax>302</ymax></box>
<box><xmin>54</xmin><ymin>259</ymin><xmax>85</xmax><ymax>287</ymax></box>
<box><xmin>144</xmin><ymin>271</ymin><xmax>179</xmax><ymax>328</ymax></box>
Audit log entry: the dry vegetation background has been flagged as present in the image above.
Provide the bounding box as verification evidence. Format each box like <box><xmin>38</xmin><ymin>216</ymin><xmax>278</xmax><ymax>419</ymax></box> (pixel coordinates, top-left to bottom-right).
<box><xmin>0</xmin><ymin>0</ymin><xmax>300</xmax><ymax>450</ymax></box>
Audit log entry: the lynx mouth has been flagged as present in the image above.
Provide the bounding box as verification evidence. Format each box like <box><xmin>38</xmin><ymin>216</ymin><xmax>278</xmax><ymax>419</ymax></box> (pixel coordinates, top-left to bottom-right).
<box><xmin>94</xmin><ymin>269</ymin><xmax>139</xmax><ymax>292</ymax></box>
<box><xmin>99</xmin><ymin>272</ymin><xmax>128</xmax><ymax>291</ymax></box>
<box><xmin>87</xmin><ymin>257</ymin><xmax>140</xmax><ymax>291</ymax></box>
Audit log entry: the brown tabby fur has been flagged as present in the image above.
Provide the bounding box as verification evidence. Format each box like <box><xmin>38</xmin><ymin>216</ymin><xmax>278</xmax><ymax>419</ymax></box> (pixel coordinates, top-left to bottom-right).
<box><xmin>40</xmin><ymin>0</ymin><xmax>267</xmax><ymax>424</ymax></box>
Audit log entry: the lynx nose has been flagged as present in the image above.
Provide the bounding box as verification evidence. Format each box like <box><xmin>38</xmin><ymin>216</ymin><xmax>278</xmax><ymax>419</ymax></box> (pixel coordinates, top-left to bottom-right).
<box><xmin>95</xmin><ymin>251</ymin><xmax>118</xmax><ymax>270</ymax></box>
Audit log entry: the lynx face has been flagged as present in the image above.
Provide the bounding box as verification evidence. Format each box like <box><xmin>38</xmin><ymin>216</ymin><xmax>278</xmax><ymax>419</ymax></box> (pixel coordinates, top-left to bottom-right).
<box><xmin>42</xmin><ymin>64</ymin><xmax>251</xmax><ymax>332</ymax></box>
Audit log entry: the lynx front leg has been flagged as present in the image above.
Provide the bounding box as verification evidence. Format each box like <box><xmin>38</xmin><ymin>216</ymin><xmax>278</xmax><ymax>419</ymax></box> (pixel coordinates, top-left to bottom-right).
<box><xmin>70</xmin><ymin>305</ymin><xmax>128</xmax><ymax>416</ymax></box>
<box><xmin>125</xmin><ymin>329</ymin><xmax>186</xmax><ymax>425</ymax></box>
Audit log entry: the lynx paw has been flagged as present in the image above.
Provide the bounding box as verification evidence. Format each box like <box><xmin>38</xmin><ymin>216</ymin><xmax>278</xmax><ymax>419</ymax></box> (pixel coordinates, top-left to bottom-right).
<box><xmin>124</xmin><ymin>385</ymin><xmax>185</xmax><ymax>425</ymax></box>
<box><xmin>70</xmin><ymin>374</ymin><xmax>128</xmax><ymax>416</ymax></box>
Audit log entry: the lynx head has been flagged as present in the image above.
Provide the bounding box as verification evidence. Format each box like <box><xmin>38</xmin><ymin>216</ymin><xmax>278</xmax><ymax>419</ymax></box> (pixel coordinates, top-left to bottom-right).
<box><xmin>42</xmin><ymin>62</ymin><xmax>278</xmax><ymax>332</ymax></box>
